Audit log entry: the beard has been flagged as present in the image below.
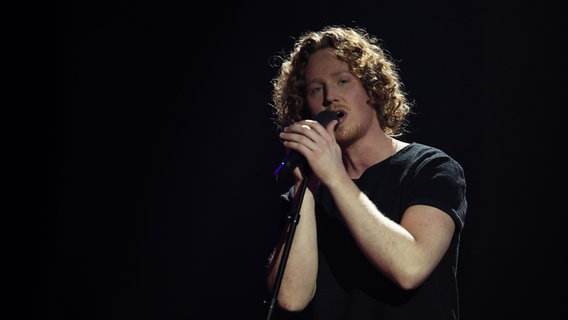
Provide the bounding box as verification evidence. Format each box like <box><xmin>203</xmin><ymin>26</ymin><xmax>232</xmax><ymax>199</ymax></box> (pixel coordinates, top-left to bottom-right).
<box><xmin>335</xmin><ymin>122</ymin><xmax>365</xmax><ymax>149</ymax></box>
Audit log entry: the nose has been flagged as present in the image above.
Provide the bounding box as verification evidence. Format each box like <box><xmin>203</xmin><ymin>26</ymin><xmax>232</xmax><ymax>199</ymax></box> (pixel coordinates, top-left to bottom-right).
<box><xmin>323</xmin><ymin>87</ymin><xmax>338</xmax><ymax>107</ymax></box>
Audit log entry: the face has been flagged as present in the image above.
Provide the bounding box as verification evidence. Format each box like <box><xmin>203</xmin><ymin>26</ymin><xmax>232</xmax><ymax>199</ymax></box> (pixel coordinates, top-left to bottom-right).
<box><xmin>304</xmin><ymin>48</ymin><xmax>378</xmax><ymax>147</ymax></box>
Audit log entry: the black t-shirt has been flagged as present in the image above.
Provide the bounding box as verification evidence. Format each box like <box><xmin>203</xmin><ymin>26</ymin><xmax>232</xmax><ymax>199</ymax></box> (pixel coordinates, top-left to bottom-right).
<box><xmin>277</xmin><ymin>142</ymin><xmax>467</xmax><ymax>320</ymax></box>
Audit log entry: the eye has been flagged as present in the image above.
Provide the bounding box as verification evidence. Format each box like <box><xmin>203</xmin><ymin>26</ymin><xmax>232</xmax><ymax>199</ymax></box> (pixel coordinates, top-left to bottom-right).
<box><xmin>309</xmin><ymin>86</ymin><xmax>323</xmax><ymax>95</ymax></box>
<box><xmin>338</xmin><ymin>79</ymin><xmax>349</xmax><ymax>85</ymax></box>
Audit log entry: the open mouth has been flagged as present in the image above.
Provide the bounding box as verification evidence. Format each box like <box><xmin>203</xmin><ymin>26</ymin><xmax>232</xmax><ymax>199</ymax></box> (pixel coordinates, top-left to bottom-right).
<box><xmin>336</xmin><ymin>111</ymin><xmax>346</xmax><ymax>124</ymax></box>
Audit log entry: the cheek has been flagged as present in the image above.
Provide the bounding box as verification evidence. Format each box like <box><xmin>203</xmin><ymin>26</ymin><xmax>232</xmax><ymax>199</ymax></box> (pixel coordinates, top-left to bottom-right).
<box><xmin>354</xmin><ymin>87</ymin><xmax>372</xmax><ymax>103</ymax></box>
<box><xmin>305</xmin><ymin>97</ymin><xmax>324</xmax><ymax>115</ymax></box>
<box><xmin>347</xmin><ymin>90</ymin><xmax>372</xmax><ymax>110</ymax></box>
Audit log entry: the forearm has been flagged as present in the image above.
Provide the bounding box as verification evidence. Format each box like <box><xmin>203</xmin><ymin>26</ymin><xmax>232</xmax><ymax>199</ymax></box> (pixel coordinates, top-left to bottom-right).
<box><xmin>325</xmin><ymin>175</ymin><xmax>439</xmax><ymax>289</ymax></box>
<box><xmin>266</xmin><ymin>189</ymin><xmax>319</xmax><ymax>311</ymax></box>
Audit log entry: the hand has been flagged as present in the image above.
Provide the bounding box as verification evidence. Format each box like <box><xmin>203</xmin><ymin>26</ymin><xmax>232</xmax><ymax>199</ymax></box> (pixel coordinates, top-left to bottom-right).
<box><xmin>279</xmin><ymin>118</ymin><xmax>343</xmax><ymax>186</ymax></box>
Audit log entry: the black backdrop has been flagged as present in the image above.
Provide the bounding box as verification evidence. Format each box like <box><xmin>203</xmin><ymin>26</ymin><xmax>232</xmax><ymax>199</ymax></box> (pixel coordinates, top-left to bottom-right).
<box><xmin>11</xmin><ymin>0</ymin><xmax>566</xmax><ymax>319</ymax></box>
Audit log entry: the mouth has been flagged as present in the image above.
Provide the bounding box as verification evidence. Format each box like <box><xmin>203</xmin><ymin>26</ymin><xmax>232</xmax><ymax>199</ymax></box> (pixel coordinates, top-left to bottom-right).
<box><xmin>335</xmin><ymin>111</ymin><xmax>346</xmax><ymax>124</ymax></box>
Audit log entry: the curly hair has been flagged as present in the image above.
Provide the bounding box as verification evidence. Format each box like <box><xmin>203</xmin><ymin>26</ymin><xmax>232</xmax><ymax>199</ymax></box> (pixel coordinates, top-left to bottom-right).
<box><xmin>270</xmin><ymin>25</ymin><xmax>413</xmax><ymax>136</ymax></box>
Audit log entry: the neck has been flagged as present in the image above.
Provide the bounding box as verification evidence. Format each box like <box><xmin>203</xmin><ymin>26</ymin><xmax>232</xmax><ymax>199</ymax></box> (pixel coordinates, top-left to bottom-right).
<box><xmin>341</xmin><ymin>130</ymin><xmax>398</xmax><ymax>179</ymax></box>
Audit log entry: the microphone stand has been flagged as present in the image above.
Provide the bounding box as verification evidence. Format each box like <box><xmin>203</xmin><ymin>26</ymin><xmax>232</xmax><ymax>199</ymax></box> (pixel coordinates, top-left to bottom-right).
<box><xmin>265</xmin><ymin>169</ymin><xmax>311</xmax><ymax>320</ymax></box>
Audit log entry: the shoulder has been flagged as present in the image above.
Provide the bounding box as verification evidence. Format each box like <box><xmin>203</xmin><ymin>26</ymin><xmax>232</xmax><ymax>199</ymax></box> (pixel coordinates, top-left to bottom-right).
<box><xmin>400</xmin><ymin>143</ymin><xmax>468</xmax><ymax>227</ymax></box>
<box><xmin>401</xmin><ymin>142</ymin><xmax>449</xmax><ymax>157</ymax></box>
<box><xmin>395</xmin><ymin>142</ymin><xmax>465</xmax><ymax>177</ymax></box>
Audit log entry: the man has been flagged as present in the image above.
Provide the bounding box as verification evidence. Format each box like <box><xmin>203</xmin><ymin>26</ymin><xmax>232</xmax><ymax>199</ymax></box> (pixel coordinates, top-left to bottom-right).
<box><xmin>265</xmin><ymin>25</ymin><xmax>467</xmax><ymax>319</ymax></box>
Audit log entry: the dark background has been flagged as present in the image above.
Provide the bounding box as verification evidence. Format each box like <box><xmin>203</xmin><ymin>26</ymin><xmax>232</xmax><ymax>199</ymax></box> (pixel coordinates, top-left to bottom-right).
<box><xmin>11</xmin><ymin>0</ymin><xmax>566</xmax><ymax>319</ymax></box>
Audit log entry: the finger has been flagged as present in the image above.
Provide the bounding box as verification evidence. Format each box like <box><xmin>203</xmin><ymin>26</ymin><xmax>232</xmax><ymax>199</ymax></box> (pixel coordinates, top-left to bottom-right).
<box><xmin>282</xmin><ymin>124</ymin><xmax>319</xmax><ymax>146</ymax></box>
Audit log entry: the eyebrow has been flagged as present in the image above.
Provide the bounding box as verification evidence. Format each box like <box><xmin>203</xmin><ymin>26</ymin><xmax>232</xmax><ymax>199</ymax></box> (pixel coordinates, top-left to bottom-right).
<box><xmin>305</xmin><ymin>70</ymin><xmax>352</xmax><ymax>85</ymax></box>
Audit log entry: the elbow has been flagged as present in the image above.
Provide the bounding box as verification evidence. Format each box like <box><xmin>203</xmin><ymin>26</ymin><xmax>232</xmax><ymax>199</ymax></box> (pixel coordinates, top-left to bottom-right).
<box><xmin>395</xmin><ymin>276</ymin><xmax>425</xmax><ymax>291</ymax></box>
<box><xmin>389</xmin><ymin>265</ymin><xmax>430</xmax><ymax>291</ymax></box>
<box><xmin>275</xmin><ymin>284</ymin><xmax>316</xmax><ymax>312</ymax></box>
<box><xmin>278</xmin><ymin>299</ymin><xmax>310</xmax><ymax>313</ymax></box>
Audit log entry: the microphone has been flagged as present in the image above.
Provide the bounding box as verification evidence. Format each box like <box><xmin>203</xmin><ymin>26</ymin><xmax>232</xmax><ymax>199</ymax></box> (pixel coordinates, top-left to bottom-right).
<box><xmin>273</xmin><ymin>110</ymin><xmax>339</xmax><ymax>178</ymax></box>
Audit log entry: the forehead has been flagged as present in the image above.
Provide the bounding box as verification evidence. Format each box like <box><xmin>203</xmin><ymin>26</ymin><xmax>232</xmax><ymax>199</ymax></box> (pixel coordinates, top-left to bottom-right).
<box><xmin>305</xmin><ymin>48</ymin><xmax>349</xmax><ymax>80</ymax></box>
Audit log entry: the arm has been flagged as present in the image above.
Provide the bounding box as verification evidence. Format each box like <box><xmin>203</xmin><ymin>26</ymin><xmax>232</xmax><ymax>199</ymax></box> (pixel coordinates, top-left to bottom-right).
<box><xmin>325</xmin><ymin>175</ymin><xmax>455</xmax><ymax>290</ymax></box>
<box><xmin>266</xmin><ymin>177</ymin><xmax>319</xmax><ymax>311</ymax></box>
<box><xmin>277</xmin><ymin>118</ymin><xmax>456</xmax><ymax>290</ymax></box>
